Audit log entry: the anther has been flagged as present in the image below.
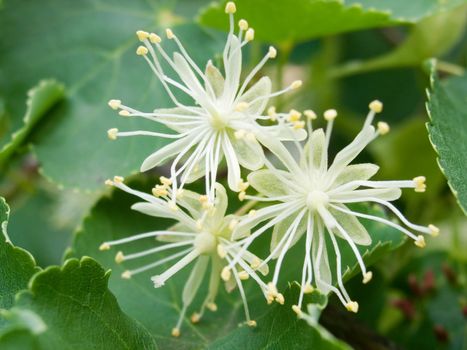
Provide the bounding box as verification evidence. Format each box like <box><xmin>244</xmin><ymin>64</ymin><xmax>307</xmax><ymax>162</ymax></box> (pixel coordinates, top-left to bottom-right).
<box><xmin>119</xmin><ymin>110</ymin><xmax>130</xmax><ymax>117</ymax></box>
<box><xmin>107</xmin><ymin>128</ymin><xmax>118</xmax><ymax>140</ymax></box>
<box><xmin>428</xmin><ymin>224</ymin><xmax>440</xmax><ymax>237</ymax></box>
<box><xmin>171</xmin><ymin>328</ymin><xmax>180</xmax><ymax>337</ymax></box>
<box><xmin>149</xmin><ymin>33</ymin><xmax>161</xmax><ymax>44</ymax></box>
<box><xmin>238</xmin><ymin>271</ymin><xmax>249</xmax><ymax>280</ymax></box>
<box><xmin>136</xmin><ymin>46</ymin><xmax>148</xmax><ymax>56</ymax></box>
<box><xmin>217</xmin><ymin>244</ymin><xmax>227</xmax><ymax>258</ymax></box>
<box><xmin>225</xmin><ymin>1</ymin><xmax>236</xmax><ymax>14</ymax></box>
<box><xmin>363</xmin><ymin>271</ymin><xmax>373</xmax><ymax>284</ymax></box>
<box><xmin>268</xmin><ymin>46</ymin><xmax>277</xmax><ymax>59</ymax></box>
<box><xmin>303</xmin><ymin>283</ymin><xmax>314</xmax><ymax>294</ymax></box>
<box><xmin>99</xmin><ymin>242</ymin><xmax>110</xmax><ymax>251</ymax></box>
<box><xmin>275</xmin><ymin>293</ymin><xmax>285</xmax><ymax>305</ymax></box>
<box><xmin>238</xmin><ymin>191</ymin><xmax>246</xmax><ymax>201</ymax></box>
<box><xmin>165</xmin><ymin>28</ymin><xmax>175</xmax><ymax>39</ymax></box>
<box><xmin>290</xmin><ymin>80</ymin><xmax>302</xmax><ymax>89</ymax></box>
<box><xmin>245</xmin><ymin>28</ymin><xmax>254</xmax><ymax>41</ymax></box>
<box><xmin>113</xmin><ymin>176</ymin><xmax>124</xmax><ymax>184</ymax></box>
<box><xmin>345</xmin><ymin>301</ymin><xmax>359</xmax><ymax>313</ymax></box>
<box><xmin>267</xmin><ymin>106</ymin><xmax>277</xmax><ymax>119</ymax></box>
<box><xmin>293</xmin><ymin>121</ymin><xmax>305</xmax><ymax>129</ymax></box>
<box><xmin>238</xmin><ymin>180</ymin><xmax>249</xmax><ymax>192</ymax></box>
<box><xmin>414</xmin><ymin>235</ymin><xmax>426</xmax><ymax>248</ymax></box>
<box><xmin>288</xmin><ymin>109</ymin><xmax>302</xmax><ymax>122</ymax></box>
<box><xmin>251</xmin><ymin>257</ymin><xmax>262</xmax><ymax>270</ymax></box>
<box><xmin>324</xmin><ymin>109</ymin><xmax>337</xmax><ymax>121</ymax></box>
<box><xmin>191</xmin><ymin>313</ymin><xmax>201</xmax><ymax>323</ymax></box>
<box><xmin>304</xmin><ymin>109</ymin><xmax>317</xmax><ymax>120</ymax></box>
<box><xmin>121</xmin><ymin>270</ymin><xmax>132</xmax><ymax>279</ymax></box>
<box><xmin>413</xmin><ymin>176</ymin><xmax>426</xmax><ymax>192</ymax></box>
<box><xmin>115</xmin><ymin>251</ymin><xmax>124</xmax><ymax>264</ymax></box>
<box><xmin>292</xmin><ymin>305</ymin><xmax>302</xmax><ymax>317</ymax></box>
<box><xmin>377</xmin><ymin>121</ymin><xmax>390</xmax><ymax>135</ymax></box>
<box><xmin>238</xmin><ymin>19</ymin><xmax>248</xmax><ymax>30</ymax></box>
<box><xmin>104</xmin><ymin>179</ymin><xmax>114</xmax><ymax>186</ymax></box>
<box><xmin>248</xmin><ymin>210</ymin><xmax>256</xmax><ymax>217</ymax></box>
<box><xmin>235</xmin><ymin>101</ymin><xmax>249</xmax><ymax>112</ymax></box>
<box><xmin>221</xmin><ymin>267</ymin><xmax>231</xmax><ymax>281</ymax></box>
<box><xmin>136</xmin><ymin>30</ymin><xmax>149</xmax><ymax>41</ymax></box>
<box><xmin>160</xmin><ymin>176</ymin><xmax>172</xmax><ymax>186</ymax></box>
<box><xmin>369</xmin><ymin>100</ymin><xmax>383</xmax><ymax>113</ymax></box>
<box><xmin>152</xmin><ymin>185</ymin><xmax>168</xmax><ymax>197</ymax></box>
<box><xmin>247</xmin><ymin>320</ymin><xmax>257</xmax><ymax>327</ymax></box>
<box><xmin>207</xmin><ymin>302</ymin><xmax>218</xmax><ymax>312</ymax></box>
<box><xmin>108</xmin><ymin>99</ymin><xmax>121</xmax><ymax>110</ymax></box>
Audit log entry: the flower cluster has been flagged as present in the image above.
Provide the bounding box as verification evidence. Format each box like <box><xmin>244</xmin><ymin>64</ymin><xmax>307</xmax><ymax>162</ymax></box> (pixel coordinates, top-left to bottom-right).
<box><xmin>103</xmin><ymin>1</ymin><xmax>438</xmax><ymax>336</ymax></box>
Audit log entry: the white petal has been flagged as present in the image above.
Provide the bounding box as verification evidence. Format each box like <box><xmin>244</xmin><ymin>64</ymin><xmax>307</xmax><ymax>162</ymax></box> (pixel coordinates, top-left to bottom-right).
<box><xmin>131</xmin><ymin>202</ymin><xmax>176</xmax><ymax>220</ymax></box>
<box><xmin>309</xmin><ymin>129</ymin><xmax>327</xmax><ymax>170</ymax></box>
<box><xmin>270</xmin><ymin>210</ymin><xmax>307</xmax><ymax>256</ymax></box>
<box><xmin>238</xmin><ymin>76</ymin><xmax>271</xmax><ymax>115</ymax></box>
<box><xmin>182</xmin><ymin>256</ymin><xmax>209</xmax><ymax>305</ymax></box>
<box><xmin>331</xmin><ymin>163</ymin><xmax>379</xmax><ymax>190</ymax></box>
<box><xmin>153</xmin><ymin>107</ymin><xmax>204</xmax><ymax>133</ymax></box>
<box><xmin>222</xmin><ymin>35</ymin><xmax>242</xmax><ymax>101</ymax></box>
<box><xmin>222</xmin><ymin>134</ymin><xmax>242</xmax><ymax>191</ymax></box>
<box><xmin>329</xmin><ymin>204</ymin><xmax>371</xmax><ymax>246</ymax></box>
<box><xmin>229</xmin><ymin>133</ymin><xmax>264</xmax><ymax>170</ymax></box>
<box><xmin>205</xmin><ymin>61</ymin><xmax>224</xmax><ymax>98</ymax></box>
<box><xmin>261</xmin><ymin>125</ymin><xmax>307</xmax><ymax>142</ymax></box>
<box><xmin>333</xmin><ymin>188</ymin><xmax>402</xmax><ymax>202</ymax></box>
<box><xmin>247</xmin><ymin>169</ymin><xmax>292</xmax><ymax>197</ymax></box>
<box><xmin>211</xmin><ymin>183</ymin><xmax>229</xmax><ymax>223</ymax></box>
<box><xmin>312</xmin><ymin>223</ymin><xmax>332</xmax><ymax>293</ymax></box>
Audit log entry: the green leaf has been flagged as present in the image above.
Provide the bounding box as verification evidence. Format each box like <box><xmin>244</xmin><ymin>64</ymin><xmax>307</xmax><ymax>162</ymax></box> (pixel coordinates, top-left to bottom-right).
<box><xmin>426</xmin><ymin>62</ymin><xmax>467</xmax><ymax>214</ymax></box>
<box><xmin>199</xmin><ymin>0</ymin><xmax>465</xmax><ymax>44</ymax></box>
<box><xmin>209</xmin><ymin>285</ymin><xmax>351</xmax><ymax>350</ymax></box>
<box><xmin>0</xmin><ymin>0</ymin><xmax>224</xmax><ymax>190</ymax></box>
<box><xmin>0</xmin><ymin>197</ymin><xmax>40</xmax><ymax>311</ymax></box>
<box><xmin>0</xmin><ymin>80</ymin><xmax>64</xmax><ymax>165</ymax></box>
<box><xmin>0</xmin><ymin>257</ymin><xmax>157</xmax><ymax>349</ymax></box>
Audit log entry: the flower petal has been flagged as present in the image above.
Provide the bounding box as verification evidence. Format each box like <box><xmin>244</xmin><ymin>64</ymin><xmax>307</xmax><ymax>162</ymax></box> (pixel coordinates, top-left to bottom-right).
<box><xmin>238</xmin><ymin>76</ymin><xmax>271</xmax><ymax>115</ymax></box>
<box><xmin>247</xmin><ymin>169</ymin><xmax>291</xmax><ymax>197</ymax></box>
<box><xmin>222</xmin><ymin>133</ymin><xmax>242</xmax><ymax>191</ymax></box>
<box><xmin>229</xmin><ymin>133</ymin><xmax>264</xmax><ymax>170</ymax></box>
<box><xmin>331</xmin><ymin>163</ymin><xmax>379</xmax><ymax>190</ymax></box>
<box><xmin>222</xmin><ymin>35</ymin><xmax>242</xmax><ymax>102</ymax></box>
<box><xmin>329</xmin><ymin>204</ymin><xmax>371</xmax><ymax>246</ymax></box>
<box><xmin>131</xmin><ymin>202</ymin><xmax>176</xmax><ymax>220</ymax></box>
<box><xmin>153</xmin><ymin>106</ymin><xmax>204</xmax><ymax>133</ymax></box>
<box><xmin>332</xmin><ymin>188</ymin><xmax>402</xmax><ymax>202</ymax></box>
<box><xmin>261</xmin><ymin>125</ymin><xmax>307</xmax><ymax>142</ymax></box>
<box><xmin>312</xmin><ymin>223</ymin><xmax>332</xmax><ymax>293</ymax></box>
<box><xmin>300</xmin><ymin>129</ymin><xmax>326</xmax><ymax>170</ymax></box>
<box><xmin>205</xmin><ymin>60</ymin><xmax>224</xmax><ymax>99</ymax></box>
<box><xmin>270</xmin><ymin>210</ymin><xmax>307</xmax><ymax>256</ymax></box>
<box><xmin>182</xmin><ymin>256</ymin><xmax>209</xmax><ymax>305</ymax></box>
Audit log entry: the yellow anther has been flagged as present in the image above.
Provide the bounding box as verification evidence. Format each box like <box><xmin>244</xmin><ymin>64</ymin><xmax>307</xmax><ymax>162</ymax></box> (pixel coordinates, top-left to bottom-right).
<box><xmin>415</xmin><ymin>235</ymin><xmax>426</xmax><ymax>248</ymax></box>
<box><xmin>303</xmin><ymin>283</ymin><xmax>314</xmax><ymax>294</ymax></box>
<box><xmin>293</xmin><ymin>121</ymin><xmax>305</xmax><ymax>129</ymax></box>
<box><xmin>235</xmin><ymin>101</ymin><xmax>249</xmax><ymax>112</ymax></box>
<box><xmin>152</xmin><ymin>185</ymin><xmax>168</xmax><ymax>197</ymax></box>
<box><xmin>104</xmin><ymin>179</ymin><xmax>114</xmax><ymax>186</ymax></box>
<box><xmin>345</xmin><ymin>301</ymin><xmax>359</xmax><ymax>313</ymax></box>
<box><xmin>171</xmin><ymin>328</ymin><xmax>180</xmax><ymax>337</ymax></box>
<box><xmin>136</xmin><ymin>30</ymin><xmax>149</xmax><ymax>41</ymax></box>
<box><xmin>290</xmin><ymin>80</ymin><xmax>302</xmax><ymax>89</ymax></box>
<box><xmin>136</xmin><ymin>46</ymin><xmax>148</xmax><ymax>56</ymax></box>
<box><xmin>413</xmin><ymin>176</ymin><xmax>426</xmax><ymax>192</ymax></box>
<box><xmin>363</xmin><ymin>271</ymin><xmax>373</xmax><ymax>284</ymax></box>
<box><xmin>369</xmin><ymin>100</ymin><xmax>383</xmax><ymax>113</ymax></box>
<box><xmin>238</xmin><ymin>271</ymin><xmax>249</xmax><ymax>280</ymax></box>
<box><xmin>119</xmin><ymin>110</ymin><xmax>130</xmax><ymax>117</ymax></box>
<box><xmin>268</xmin><ymin>46</ymin><xmax>277</xmax><ymax>59</ymax></box>
<box><xmin>248</xmin><ymin>210</ymin><xmax>256</xmax><ymax>217</ymax></box>
<box><xmin>238</xmin><ymin>191</ymin><xmax>246</xmax><ymax>201</ymax></box>
<box><xmin>229</xmin><ymin>219</ymin><xmax>238</xmax><ymax>231</ymax></box>
<box><xmin>99</xmin><ymin>242</ymin><xmax>110</xmax><ymax>251</ymax></box>
<box><xmin>324</xmin><ymin>109</ymin><xmax>338</xmax><ymax>121</ymax></box>
<box><xmin>267</xmin><ymin>282</ymin><xmax>278</xmax><ymax>297</ymax></box>
<box><xmin>165</xmin><ymin>28</ymin><xmax>175</xmax><ymax>39</ymax></box>
<box><xmin>217</xmin><ymin>244</ymin><xmax>227</xmax><ymax>258</ymax></box>
<box><xmin>191</xmin><ymin>313</ymin><xmax>201</xmax><ymax>324</ymax></box>
<box><xmin>107</xmin><ymin>128</ymin><xmax>118</xmax><ymax>140</ymax></box>
<box><xmin>377</xmin><ymin>121</ymin><xmax>390</xmax><ymax>135</ymax></box>
<box><xmin>225</xmin><ymin>1</ymin><xmax>236</xmax><ymax>14</ymax></box>
<box><xmin>160</xmin><ymin>176</ymin><xmax>172</xmax><ymax>186</ymax></box>
<box><xmin>207</xmin><ymin>302</ymin><xmax>218</xmax><ymax>312</ymax></box>
<box><xmin>115</xmin><ymin>251</ymin><xmax>124</xmax><ymax>264</ymax></box>
<box><xmin>288</xmin><ymin>109</ymin><xmax>302</xmax><ymax>122</ymax></box>
<box><xmin>221</xmin><ymin>267</ymin><xmax>231</xmax><ymax>281</ymax></box>
<box><xmin>234</xmin><ymin>129</ymin><xmax>246</xmax><ymax>139</ymax></box>
<box><xmin>121</xmin><ymin>270</ymin><xmax>132</xmax><ymax>279</ymax></box>
<box><xmin>108</xmin><ymin>99</ymin><xmax>121</xmax><ymax>110</ymax></box>
<box><xmin>238</xmin><ymin>180</ymin><xmax>249</xmax><ymax>192</ymax></box>
<box><xmin>245</xmin><ymin>28</ymin><xmax>255</xmax><ymax>41</ymax></box>
<box><xmin>149</xmin><ymin>33</ymin><xmax>161</xmax><ymax>44</ymax></box>
<box><xmin>304</xmin><ymin>109</ymin><xmax>317</xmax><ymax>120</ymax></box>
<box><xmin>275</xmin><ymin>293</ymin><xmax>285</xmax><ymax>305</ymax></box>
<box><xmin>429</xmin><ymin>224</ymin><xmax>440</xmax><ymax>237</ymax></box>
<box><xmin>199</xmin><ymin>195</ymin><xmax>208</xmax><ymax>204</ymax></box>
<box><xmin>267</xmin><ymin>106</ymin><xmax>277</xmax><ymax>120</ymax></box>
<box><xmin>238</xmin><ymin>19</ymin><xmax>248</xmax><ymax>30</ymax></box>
<box><xmin>247</xmin><ymin>320</ymin><xmax>257</xmax><ymax>327</ymax></box>
<box><xmin>292</xmin><ymin>305</ymin><xmax>302</xmax><ymax>316</ymax></box>
<box><xmin>113</xmin><ymin>176</ymin><xmax>124</xmax><ymax>184</ymax></box>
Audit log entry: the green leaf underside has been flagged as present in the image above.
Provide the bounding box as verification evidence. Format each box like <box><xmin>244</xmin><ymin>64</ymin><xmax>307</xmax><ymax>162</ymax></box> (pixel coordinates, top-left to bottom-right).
<box><xmin>69</xmin><ymin>181</ymin><xmax>406</xmax><ymax>347</ymax></box>
<box><xmin>0</xmin><ymin>0</ymin><xmax>225</xmax><ymax>190</ymax></box>
<box><xmin>0</xmin><ymin>198</ymin><xmax>40</xmax><ymax>312</ymax></box>
<box><xmin>198</xmin><ymin>0</ymin><xmax>465</xmax><ymax>44</ymax></box>
<box><xmin>0</xmin><ymin>258</ymin><xmax>157</xmax><ymax>350</ymax></box>
<box><xmin>0</xmin><ymin>80</ymin><xmax>65</xmax><ymax>164</ymax></box>
<box><xmin>427</xmin><ymin>63</ymin><xmax>467</xmax><ymax>213</ymax></box>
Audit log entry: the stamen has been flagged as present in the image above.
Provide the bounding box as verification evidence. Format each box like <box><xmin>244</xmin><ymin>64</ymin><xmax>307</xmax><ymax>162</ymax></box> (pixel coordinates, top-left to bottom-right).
<box><xmin>414</xmin><ymin>235</ymin><xmax>426</xmax><ymax>248</ymax></box>
<box><xmin>429</xmin><ymin>224</ymin><xmax>440</xmax><ymax>237</ymax></box>
<box><xmin>107</xmin><ymin>128</ymin><xmax>118</xmax><ymax>140</ymax></box>
<box><xmin>345</xmin><ymin>301</ymin><xmax>359</xmax><ymax>313</ymax></box>
<box><xmin>136</xmin><ymin>30</ymin><xmax>149</xmax><ymax>41</ymax></box>
<box><xmin>377</xmin><ymin>121</ymin><xmax>390</xmax><ymax>135</ymax></box>
<box><xmin>136</xmin><ymin>46</ymin><xmax>148</xmax><ymax>56</ymax></box>
<box><xmin>239</xmin><ymin>19</ymin><xmax>248</xmax><ymax>30</ymax></box>
<box><xmin>413</xmin><ymin>176</ymin><xmax>426</xmax><ymax>192</ymax></box>
<box><xmin>108</xmin><ymin>99</ymin><xmax>121</xmax><ymax>110</ymax></box>
<box><xmin>225</xmin><ymin>1</ymin><xmax>236</xmax><ymax>13</ymax></box>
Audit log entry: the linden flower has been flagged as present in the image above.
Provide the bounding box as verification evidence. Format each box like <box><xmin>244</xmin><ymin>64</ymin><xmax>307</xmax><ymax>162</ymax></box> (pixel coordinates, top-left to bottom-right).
<box><xmin>227</xmin><ymin>101</ymin><xmax>440</xmax><ymax>315</ymax></box>
<box><xmin>107</xmin><ymin>1</ymin><xmax>304</xmax><ymax>203</ymax></box>
<box><xmin>100</xmin><ymin>177</ymin><xmax>269</xmax><ymax>336</ymax></box>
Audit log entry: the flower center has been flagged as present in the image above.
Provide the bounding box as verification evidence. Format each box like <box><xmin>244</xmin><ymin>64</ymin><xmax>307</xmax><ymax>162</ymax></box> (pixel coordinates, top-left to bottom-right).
<box><xmin>193</xmin><ymin>232</ymin><xmax>217</xmax><ymax>254</ymax></box>
<box><xmin>208</xmin><ymin>111</ymin><xmax>228</xmax><ymax>130</ymax></box>
<box><xmin>306</xmin><ymin>190</ymin><xmax>329</xmax><ymax>211</ymax></box>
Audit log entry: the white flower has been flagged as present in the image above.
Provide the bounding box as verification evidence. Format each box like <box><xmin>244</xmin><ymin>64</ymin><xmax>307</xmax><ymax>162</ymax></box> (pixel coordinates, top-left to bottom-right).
<box><xmin>107</xmin><ymin>1</ymin><xmax>304</xmax><ymax>203</ymax></box>
<box><xmin>100</xmin><ymin>177</ymin><xmax>269</xmax><ymax>336</ymax></box>
<box><xmin>226</xmin><ymin>101</ymin><xmax>440</xmax><ymax>314</ymax></box>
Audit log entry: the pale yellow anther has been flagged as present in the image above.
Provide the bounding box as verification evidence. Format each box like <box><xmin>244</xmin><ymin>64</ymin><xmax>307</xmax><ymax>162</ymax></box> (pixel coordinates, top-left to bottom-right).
<box><xmin>303</xmin><ymin>283</ymin><xmax>314</xmax><ymax>294</ymax></box>
<box><xmin>304</xmin><ymin>109</ymin><xmax>317</xmax><ymax>120</ymax></box>
<box><xmin>160</xmin><ymin>176</ymin><xmax>172</xmax><ymax>186</ymax></box>
<box><xmin>268</xmin><ymin>46</ymin><xmax>277</xmax><ymax>59</ymax></box>
<box><xmin>293</xmin><ymin>121</ymin><xmax>305</xmax><ymax>129</ymax></box>
<box><xmin>99</xmin><ymin>242</ymin><xmax>110</xmax><ymax>251</ymax></box>
<box><xmin>199</xmin><ymin>195</ymin><xmax>208</xmax><ymax>204</ymax></box>
<box><xmin>207</xmin><ymin>302</ymin><xmax>218</xmax><ymax>312</ymax></box>
<box><xmin>245</xmin><ymin>28</ymin><xmax>255</xmax><ymax>41</ymax></box>
<box><xmin>345</xmin><ymin>301</ymin><xmax>359</xmax><ymax>313</ymax></box>
<box><xmin>136</xmin><ymin>46</ymin><xmax>148</xmax><ymax>56</ymax></box>
<box><xmin>238</xmin><ymin>180</ymin><xmax>249</xmax><ymax>192</ymax></box>
<box><xmin>324</xmin><ymin>109</ymin><xmax>338</xmax><ymax>121</ymax></box>
<box><xmin>225</xmin><ymin>1</ymin><xmax>236</xmax><ymax>14</ymax></box>
<box><xmin>104</xmin><ymin>179</ymin><xmax>114</xmax><ymax>186</ymax></box>
<box><xmin>363</xmin><ymin>271</ymin><xmax>373</xmax><ymax>284</ymax></box>
<box><xmin>107</xmin><ymin>128</ymin><xmax>118</xmax><ymax>140</ymax></box>
<box><xmin>238</xmin><ymin>191</ymin><xmax>246</xmax><ymax>201</ymax></box>
<box><xmin>292</xmin><ymin>305</ymin><xmax>302</xmax><ymax>317</ymax></box>
<box><xmin>119</xmin><ymin>110</ymin><xmax>130</xmax><ymax>117</ymax></box>
<box><xmin>267</xmin><ymin>106</ymin><xmax>277</xmax><ymax>119</ymax></box>
<box><xmin>171</xmin><ymin>328</ymin><xmax>180</xmax><ymax>337</ymax></box>
<box><xmin>238</xmin><ymin>271</ymin><xmax>249</xmax><ymax>280</ymax></box>
<box><xmin>275</xmin><ymin>293</ymin><xmax>285</xmax><ymax>305</ymax></box>
<box><xmin>247</xmin><ymin>320</ymin><xmax>257</xmax><ymax>327</ymax></box>
<box><xmin>290</xmin><ymin>80</ymin><xmax>302</xmax><ymax>89</ymax></box>
<box><xmin>251</xmin><ymin>257</ymin><xmax>262</xmax><ymax>270</ymax></box>
<box><xmin>377</xmin><ymin>121</ymin><xmax>390</xmax><ymax>135</ymax></box>
<box><xmin>414</xmin><ymin>235</ymin><xmax>426</xmax><ymax>248</ymax></box>
<box><xmin>152</xmin><ymin>185</ymin><xmax>168</xmax><ymax>197</ymax></box>
<box><xmin>238</xmin><ymin>19</ymin><xmax>248</xmax><ymax>30</ymax></box>
<box><xmin>115</xmin><ymin>251</ymin><xmax>124</xmax><ymax>264</ymax></box>
<box><xmin>266</xmin><ymin>295</ymin><xmax>274</xmax><ymax>304</ymax></box>
<box><xmin>428</xmin><ymin>224</ymin><xmax>440</xmax><ymax>237</ymax></box>
<box><xmin>165</xmin><ymin>28</ymin><xmax>175</xmax><ymax>39</ymax></box>
<box><xmin>217</xmin><ymin>244</ymin><xmax>227</xmax><ymax>258</ymax></box>
<box><xmin>113</xmin><ymin>176</ymin><xmax>124</xmax><ymax>184</ymax></box>
<box><xmin>221</xmin><ymin>267</ymin><xmax>231</xmax><ymax>281</ymax></box>
<box><xmin>108</xmin><ymin>99</ymin><xmax>121</xmax><ymax>110</ymax></box>
<box><xmin>369</xmin><ymin>100</ymin><xmax>383</xmax><ymax>113</ymax></box>
<box><xmin>149</xmin><ymin>33</ymin><xmax>161</xmax><ymax>44</ymax></box>
<box><xmin>136</xmin><ymin>30</ymin><xmax>149</xmax><ymax>41</ymax></box>
<box><xmin>248</xmin><ymin>210</ymin><xmax>256</xmax><ymax>218</ymax></box>
<box><xmin>234</xmin><ymin>129</ymin><xmax>246</xmax><ymax>139</ymax></box>
<box><xmin>191</xmin><ymin>313</ymin><xmax>201</xmax><ymax>323</ymax></box>
<box><xmin>235</xmin><ymin>101</ymin><xmax>249</xmax><ymax>112</ymax></box>
<box><xmin>267</xmin><ymin>282</ymin><xmax>278</xmax><ymax>296</ymax></box>
<box><xmin>121</xmin><ymin>270</ymin><xmax>132</xmax><ymax>279</ymax></box>
<box><xmin>413</xmin><ymin>176</ymin><xmax>426</xmax><ymax>193</ymax></box>
<box><xmin>288</xmin><ymin>109</ymin><xmax>302</xmax><ymax>122</ymax></box>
